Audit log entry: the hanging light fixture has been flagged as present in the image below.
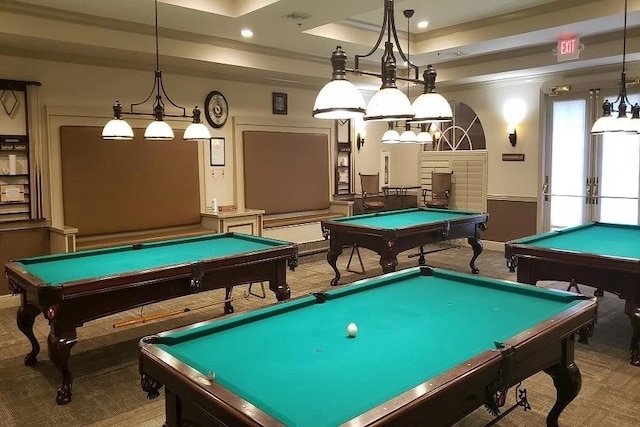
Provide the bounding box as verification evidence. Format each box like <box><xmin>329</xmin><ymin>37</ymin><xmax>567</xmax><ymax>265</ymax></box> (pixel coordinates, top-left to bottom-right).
<box><xmin>399</xmin><ymin>9</ymin><xmax>418</xmax><ymax>143</ymax></box>
<box><xmin>591</xmin><ymin>0</ymin><xmax>640</xmax><ymax>134</ymax></box>
<box><xmin>381</xmin><ymin>122</ymin><xmax>401</xmax><ymax>143</ymax></box>
<box><xmin>312</xmin><ymin>0</ymin><xmax>451</xmax><ymax>123</ymax></box>
<box><xmin>415</xmin><ymin>123</ymin><xmax>434</xmax><ymax>144</ymax></box>
<box><xmin>102</xmin><ymin>0</ymin><xmax>211</xmax><ymax>141</ymax></box>
<box><xmin>410</xmin><ymin>65</ymin><xmax>453</xmax><ymax>123</ymax></box>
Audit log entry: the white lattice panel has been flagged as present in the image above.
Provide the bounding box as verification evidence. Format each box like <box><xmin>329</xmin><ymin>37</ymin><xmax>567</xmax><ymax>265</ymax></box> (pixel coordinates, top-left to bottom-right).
<box><xmin>418</xmin><ymin>151</ymin><xmax>487</xmax><ymax>212</ymax></box>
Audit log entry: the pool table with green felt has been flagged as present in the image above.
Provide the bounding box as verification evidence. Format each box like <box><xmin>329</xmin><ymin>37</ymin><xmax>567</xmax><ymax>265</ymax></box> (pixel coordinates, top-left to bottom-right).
<box><xmin>139</xmin><ymin>266</ymin><xmax>596</xmax><ymax>427</ymax></box>
<box><xmin>505</xmin><ymin>222</ymin><xmax>640</xmax><ymax>366</ymax></box>
<box><xmin>5</xmin><ymin>232</ymin><xmax>297</xmax><ymax>405</ymax></box>
<box><xmin>321</xmin><ymin>208</ymin><xmax>488</xmax><ymax>285</ymax></box>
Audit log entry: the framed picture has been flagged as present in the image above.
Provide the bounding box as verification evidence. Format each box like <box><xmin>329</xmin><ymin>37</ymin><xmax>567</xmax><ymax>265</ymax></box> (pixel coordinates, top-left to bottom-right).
<box><xmin>337</xmin><ymin>119</ymin><xmax>350</xmax><ymax>143</ymax></box>
<box><xmin>210</xmin><ymin>137</ymin><xmax>225</xmax><ymax>166</ymax></box>
<box><xmin>0</xmin><ymin>184</ymin><xmax>25</xmax><ymax>202</ymax></box>
<box><xmin>272</xmin><ymin>92</ymin><xmax>288</xmax><ymax>115</ymax></box>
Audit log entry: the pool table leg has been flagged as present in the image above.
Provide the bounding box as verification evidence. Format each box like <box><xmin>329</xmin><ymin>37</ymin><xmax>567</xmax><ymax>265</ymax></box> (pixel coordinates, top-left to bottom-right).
<box><xmin>16</xmin><ymin>301</ymin><xmax>41</xmax><ymax>366</ymax></box>
<box><xmin>270</xmin><ymin>281</ymin><xmax>291</xmax><ymax>302</ymax></box>
<box><xmin>47</xmin><ymin>330</ymin><xmax>78</xmax><ymax>405</ymax></box>
<box><xmin>543</xmin><ymin>362</ymin><xmax>581</xmax><ymax>427</ymax></box>
<box><xmin>467</xmin><ymin>237</ymin><xmax>483</xmax><ymax>274</ymax></box>
<box><xmin>327</xmin><ymin>245</ymin><xmax>343</xmax><ymax>286</ymax></box>
<box><xmin>380</xmin><ymin>251</ymin><xmax>398</xmax><ymax>273</ymax></box>
<box><xmin>625</xmin><ymin>301</ymin><xmax>640</xmax><ymax>366</ymax></box>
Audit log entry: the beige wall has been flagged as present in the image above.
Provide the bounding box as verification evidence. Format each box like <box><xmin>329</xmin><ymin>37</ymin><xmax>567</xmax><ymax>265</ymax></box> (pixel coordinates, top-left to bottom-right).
<box><xmin>0</xmin><ymin>52</ymin><xmax>622</xmax><ymax>236</ymax></box>
<box><xmin>0</xmin><ymin>54</ymin><xmax>326</xmax><ymax>226</ymax></box>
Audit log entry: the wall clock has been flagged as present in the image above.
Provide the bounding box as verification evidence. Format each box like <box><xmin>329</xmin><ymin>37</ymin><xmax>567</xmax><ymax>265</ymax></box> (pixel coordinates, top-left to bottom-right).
<box><xmin>204</xmin><ymin>91</ymin><xmax>228</xmax><ymax>128</ymax></box>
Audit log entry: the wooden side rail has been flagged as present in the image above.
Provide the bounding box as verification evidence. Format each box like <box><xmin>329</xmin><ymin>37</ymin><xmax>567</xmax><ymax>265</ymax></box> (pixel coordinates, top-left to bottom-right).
<box><xmin>74</xmin><ymin>225</ymin><xmax>216</xmax><ymax>251</ymax></box>
<box><xmin>50</xmin><ymin>222</ymin><xmax>219</xmax><ymax>253</ymax></box>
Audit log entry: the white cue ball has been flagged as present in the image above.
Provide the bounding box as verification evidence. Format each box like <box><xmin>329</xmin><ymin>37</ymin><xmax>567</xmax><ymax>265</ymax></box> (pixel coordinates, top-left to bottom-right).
<box><xmin>347</xmin><ymin>322</ymin><xmax>358</xmax><ymax>338</ymax></box>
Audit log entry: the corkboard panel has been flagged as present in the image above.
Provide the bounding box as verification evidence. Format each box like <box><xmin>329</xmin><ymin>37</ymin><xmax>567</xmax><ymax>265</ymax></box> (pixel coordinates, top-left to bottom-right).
<box><xmin>0</xmin><ymin>226</ymin><xmax>49</xmax><ymax>296</ymax></box>
<box><xmin>60</xmin><ymin>126</ymin><xmax>201</xmax><ymax>237</ymax></box>
<box><xmin>243</xmin><ymin>131</ymin><xmax>329</xmax><ymax>215</ymax></box>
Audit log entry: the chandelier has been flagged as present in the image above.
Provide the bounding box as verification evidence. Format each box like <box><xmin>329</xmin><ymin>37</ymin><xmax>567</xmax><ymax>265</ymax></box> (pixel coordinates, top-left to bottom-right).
<box><xmin>102</xmin><ymin>0</ymin><xmax>211</xmax><ymax>141</ymax></box>
<box><xmin>591</xmin><ymin>0</ymin><xmax>640</xmax><ymax>134</ymax></box>
<box><xmin>312</xmin><ymin>0</ymin><xmax>452</xmax><ymax>124</ymax></box>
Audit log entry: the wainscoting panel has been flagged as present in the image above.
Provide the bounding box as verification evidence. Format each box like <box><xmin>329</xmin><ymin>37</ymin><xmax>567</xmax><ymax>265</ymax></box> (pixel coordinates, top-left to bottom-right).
<box><xmin>484</xmin><ymin>196</ymin><xmax>537</xmax><ymax>242</ymax></box>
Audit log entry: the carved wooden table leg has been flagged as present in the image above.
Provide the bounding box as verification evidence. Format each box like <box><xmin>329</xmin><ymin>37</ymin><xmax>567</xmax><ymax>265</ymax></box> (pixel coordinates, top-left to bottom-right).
<box><xmin>625</xmin><ymin>301</ymin><xmax>640</xmax><ymax>366</ymax></box>
<box><xmin>16</xmin><ymin>302</ymin><xmax>41</xmax><ymax>366</ymax></box>
<box><xmin>47</xmin><ymin>331</ymin><xmax>78</xmax><ymax>405</ymax></box>
<box><xmin>467</xmin><ymin>237</ymin><xmax>483</xmax><ymax>274</ymax></box>
<box><xmin>327</xmin><ymin>246</ymin><xmax>343</xmax><ymax>286</ymax></box>
<box><xmin>380</xmin><ymin>239</ymin><xmax>398</xmax><ymax>273</ymax></box>
<box><xmin>544</xmin><ymin>362</ymin><xmax>581</xmax><ymax>427</ymax></box>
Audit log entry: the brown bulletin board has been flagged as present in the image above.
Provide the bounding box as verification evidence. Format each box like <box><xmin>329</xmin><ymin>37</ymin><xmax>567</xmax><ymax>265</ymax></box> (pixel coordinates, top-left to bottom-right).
<box><xmin>59</xmin><ymin>126</ymin><xmax>201</xmax><ymax>236</ymax></box>
<box><xmin>243</xmin><ymin>131</ymin><xmax>329</xmax><ymax>214</ymax></box>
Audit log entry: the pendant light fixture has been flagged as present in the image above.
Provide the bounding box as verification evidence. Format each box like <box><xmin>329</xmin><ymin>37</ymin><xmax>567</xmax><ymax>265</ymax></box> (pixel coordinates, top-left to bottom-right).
<box><xmin>102</xmin><ymin>0</ymin><xmax>211</xmax><ymax>141</ymax></box>
<box><xmin>591</xmin><ymin>0</ymin><xmax>640</xmax><ymax>134</ymax></box>
<box><xmin>312</xmin><ymin>0</ymin><xmax>451</xmax><ymax>124</ymax></box>
<box><xmin>399</xmin><ymin>10</ymin><xmax>418</xmax><ymax>143</ymax></box>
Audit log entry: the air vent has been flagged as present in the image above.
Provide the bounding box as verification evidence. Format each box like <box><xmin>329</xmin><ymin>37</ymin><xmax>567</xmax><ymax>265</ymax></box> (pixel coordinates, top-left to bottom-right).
<box><xmin>282</xmin><ymin>11</ymin><xmax>311</xmax><ymax>21</ymax></box>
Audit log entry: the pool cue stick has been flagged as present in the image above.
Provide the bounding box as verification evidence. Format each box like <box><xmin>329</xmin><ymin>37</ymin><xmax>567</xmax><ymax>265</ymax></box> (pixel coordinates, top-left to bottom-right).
<box><xmin>113</xmin><ymin>308</ymin><xmax>191</xmax><ymax>328</ymax></box>
<box><xmin>112</xmin><ymin>289</ymin><xmax>252</xmax><ymax>329</ymax></box>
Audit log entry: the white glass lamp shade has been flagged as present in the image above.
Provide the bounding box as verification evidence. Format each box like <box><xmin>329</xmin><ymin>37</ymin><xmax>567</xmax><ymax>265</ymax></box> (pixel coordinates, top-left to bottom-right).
<box><xmin>313</xmin><ymin>80</ymin><xmax>366</xmax><ymax>119</ymax></box>
<box><xmin>416</xmin><ymin>131</ymin><xmax>433</xmax><ymax>144</ymax></box>
<box><xmin>591</xmin><ymin>115</ymin><xmax>636</xmax><ymax>134</ymax></box>
<box><xmin>183</xmin><ymin>122</ymin><xmax>212</xmax><ymax>140</ymax></box>
<box><xmin>365</xmin><ymin>88</ymin><xmax>414</xmax><ymax>121</ymax></box>
<box><xmin>144</xmin><ymin>119</ymin><xmax>175</xmax><ymax>140</ymax></box>
<box><xmin>381</xmin><ymin>128</ymin><xmax>401</xmax><ymax>144</ymax></box>
<box><xmin>411</xmin><ymin>92</ymin><xmax>453</xmax><ymax>123</ymax></box>
<box><xmin>400</xmin><ymin>129</ymin><xmax>417</xmax><ymax>143</ymax></box>
<box><xmin>102</xmin><ymin>118</ymin><xmax>134</xmax><ymax>140</ymax></box>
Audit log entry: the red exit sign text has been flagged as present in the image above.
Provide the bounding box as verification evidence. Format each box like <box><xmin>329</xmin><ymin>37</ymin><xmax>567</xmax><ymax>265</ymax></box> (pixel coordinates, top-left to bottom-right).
<box><xmin>556</xmin><ymin>36</ymin><xmax>581</xmax><ymax>61</ymax></box>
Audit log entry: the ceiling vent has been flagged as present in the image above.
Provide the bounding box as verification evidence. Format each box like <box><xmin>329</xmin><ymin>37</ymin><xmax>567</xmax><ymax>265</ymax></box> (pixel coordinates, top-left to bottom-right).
<box><xmin>282</xmin><ymin>11</ymin><xmax>311</xmax><ymax>21</ymax></box>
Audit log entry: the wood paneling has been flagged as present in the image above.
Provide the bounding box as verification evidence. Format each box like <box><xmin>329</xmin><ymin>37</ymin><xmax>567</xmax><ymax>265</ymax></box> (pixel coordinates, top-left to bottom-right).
<box><xmin>59</xmin><ymin>126</ymin><xmax>201</xmax><ymax>236</ymax></box>
<box><xmin>483</xmin><ymin>198</ymin><xmax>537</xmax><ymax>242</ymax></box>
<box><xmin>243</xmin><ymin>131</ymin><xmax>329</xmax><ymax>215</ymax></box>
<box><xmin>0</xmin><ymin>225</ymin><xmax>49</xmax><ymax>295</ymax></box>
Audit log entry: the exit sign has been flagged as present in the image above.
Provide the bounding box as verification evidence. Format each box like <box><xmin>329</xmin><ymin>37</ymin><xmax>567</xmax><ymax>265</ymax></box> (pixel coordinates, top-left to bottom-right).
<box><xmin>556</xmin><ymin>36</ymin><xmax>581</xmax><ymax>61</ymax></box>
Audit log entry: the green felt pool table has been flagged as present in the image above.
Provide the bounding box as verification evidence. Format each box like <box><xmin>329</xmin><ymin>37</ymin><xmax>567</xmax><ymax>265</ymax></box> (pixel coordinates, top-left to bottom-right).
<box><xmin>139</xmin><ymin>267</ymin><xmax>596</xmax><ymax>427</ymax></box>
<box><xmin>505</xmin><ymin>222</ymin><xmax>640</xmax><ymax>366</ymax></box>
<box><xmin>5</xmin><ymin>232</ymin><xmax>298</xmax><ymax>405</ymax></box>
<box><xmin>321</xmin><ymin>208</ymin><xmax>488</xmax><ymax>285</ymax></box>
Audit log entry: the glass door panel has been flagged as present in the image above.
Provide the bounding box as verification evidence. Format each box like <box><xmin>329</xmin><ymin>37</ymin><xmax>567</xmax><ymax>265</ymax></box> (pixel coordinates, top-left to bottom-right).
<box><xmin>598</xmin><ymin>131</ymin><xmax>640</xmax><ymax>224</ymax></box>
<box><xmin>548</xmin><ymin>99</ymin><xmax>588</xmax><ymax>229</ymax></box>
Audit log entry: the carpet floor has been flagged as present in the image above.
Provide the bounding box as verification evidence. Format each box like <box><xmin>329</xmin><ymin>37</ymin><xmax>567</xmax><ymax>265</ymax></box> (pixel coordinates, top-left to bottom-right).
<box><xmin>0</xmin><ymin>243</ymin><xmax>638</xmax><ymax>426</ymax></box>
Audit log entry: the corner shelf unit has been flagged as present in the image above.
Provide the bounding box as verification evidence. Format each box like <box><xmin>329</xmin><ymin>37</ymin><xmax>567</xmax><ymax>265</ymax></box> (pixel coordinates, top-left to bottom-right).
<box><xmin>0</xmin><ymin>135</ymin><xmax>31</xmax><ymax>221</ymax></box>
<box><xmin>334</xmin><ymin>119</ymin><xmax>354</xmax><ymax>196</ymax></box>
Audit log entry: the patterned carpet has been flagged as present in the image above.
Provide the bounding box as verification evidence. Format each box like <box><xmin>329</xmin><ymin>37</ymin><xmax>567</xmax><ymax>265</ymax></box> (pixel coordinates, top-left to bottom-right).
<box><xmin>0</xmin><ymin>244</ymin><xmax>638</xmax><ymax>426</ymax></box>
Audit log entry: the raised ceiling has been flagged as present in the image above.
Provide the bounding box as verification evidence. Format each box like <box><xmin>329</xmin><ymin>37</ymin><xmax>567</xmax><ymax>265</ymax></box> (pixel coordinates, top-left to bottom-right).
<box><xmin>1</xmin><ymin>0</ymin><xmax>639</xmax><ymax>91</ymax></box>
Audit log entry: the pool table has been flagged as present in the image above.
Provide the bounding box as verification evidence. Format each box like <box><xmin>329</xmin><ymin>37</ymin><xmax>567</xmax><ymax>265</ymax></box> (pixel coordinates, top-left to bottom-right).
<box><xmin>139</xmin><ymin>266</ymin><xmax>596</xmax><ymax>427</ymax></box>
<box><xmin>5</xmin><ymin>232</ymin><xmax>298</xmax><ymax>405</ymax></box>
<box><xmin>321</xmin><ymin>208</ymin><xmax>488</xmax><ymax>285</ymax></box>
<box><xmin>505</xmin><ymin>222</ymin><xmax>640</xmax><ymax>366</ymax></box>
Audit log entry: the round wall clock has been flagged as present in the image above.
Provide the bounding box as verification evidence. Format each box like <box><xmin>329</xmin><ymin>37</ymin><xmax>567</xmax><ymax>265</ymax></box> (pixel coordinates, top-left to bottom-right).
<box><xmin>204</xmin><ymin>91</ymin><xmax>228</xmax><ymax>128</ymax></box>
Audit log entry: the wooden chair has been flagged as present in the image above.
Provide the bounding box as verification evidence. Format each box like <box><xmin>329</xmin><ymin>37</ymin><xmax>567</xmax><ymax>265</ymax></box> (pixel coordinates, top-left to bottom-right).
<box><xmin>360</xmin><ymin>173</ymin><xmax>386</xmax><ymax>212</ymax></box>
<box><xmin>422</xmin><ymin>171</ymin><xmax>453</xmax><ymax>209</ymax></box>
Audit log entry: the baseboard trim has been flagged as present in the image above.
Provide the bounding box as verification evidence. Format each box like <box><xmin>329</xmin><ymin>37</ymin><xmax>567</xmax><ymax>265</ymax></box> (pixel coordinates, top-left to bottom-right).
<box><xmin>483</xmin><ymin>240</ymin><xmax>506</xmax><ymax>252</ymax></box>
<box><xmin>0</xmin><ymin>294</ymin><xmax>20</xmax><ymax>309</ymax></box>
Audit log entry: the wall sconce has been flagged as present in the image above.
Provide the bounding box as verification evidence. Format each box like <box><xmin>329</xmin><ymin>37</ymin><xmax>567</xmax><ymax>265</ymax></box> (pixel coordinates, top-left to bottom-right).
<box><xmin>355</xmin><ymin>117</ymin><xmax>367</xmax><ymax>151</ymax></box>
<box><xmin>502</xmin><ymin>98</ymin><xmax>526</xmax><ymax>147</ymax></box>
<box><xmin>507</xmin><ymin>124</ymin><xmax>517</xmax><ymax>146</ymax></box>
<box><xmin>356</xmin><ymin>128</ymin><xmax>366</xmax><ymax>151</ymax></box>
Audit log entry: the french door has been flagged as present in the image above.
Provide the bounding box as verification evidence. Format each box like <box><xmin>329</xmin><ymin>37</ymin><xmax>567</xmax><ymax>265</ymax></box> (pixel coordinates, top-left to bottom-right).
<box><xmin>542</xmin><ymin>89</ymin><xmax>640</xmax><ymax>229</ymax></box>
